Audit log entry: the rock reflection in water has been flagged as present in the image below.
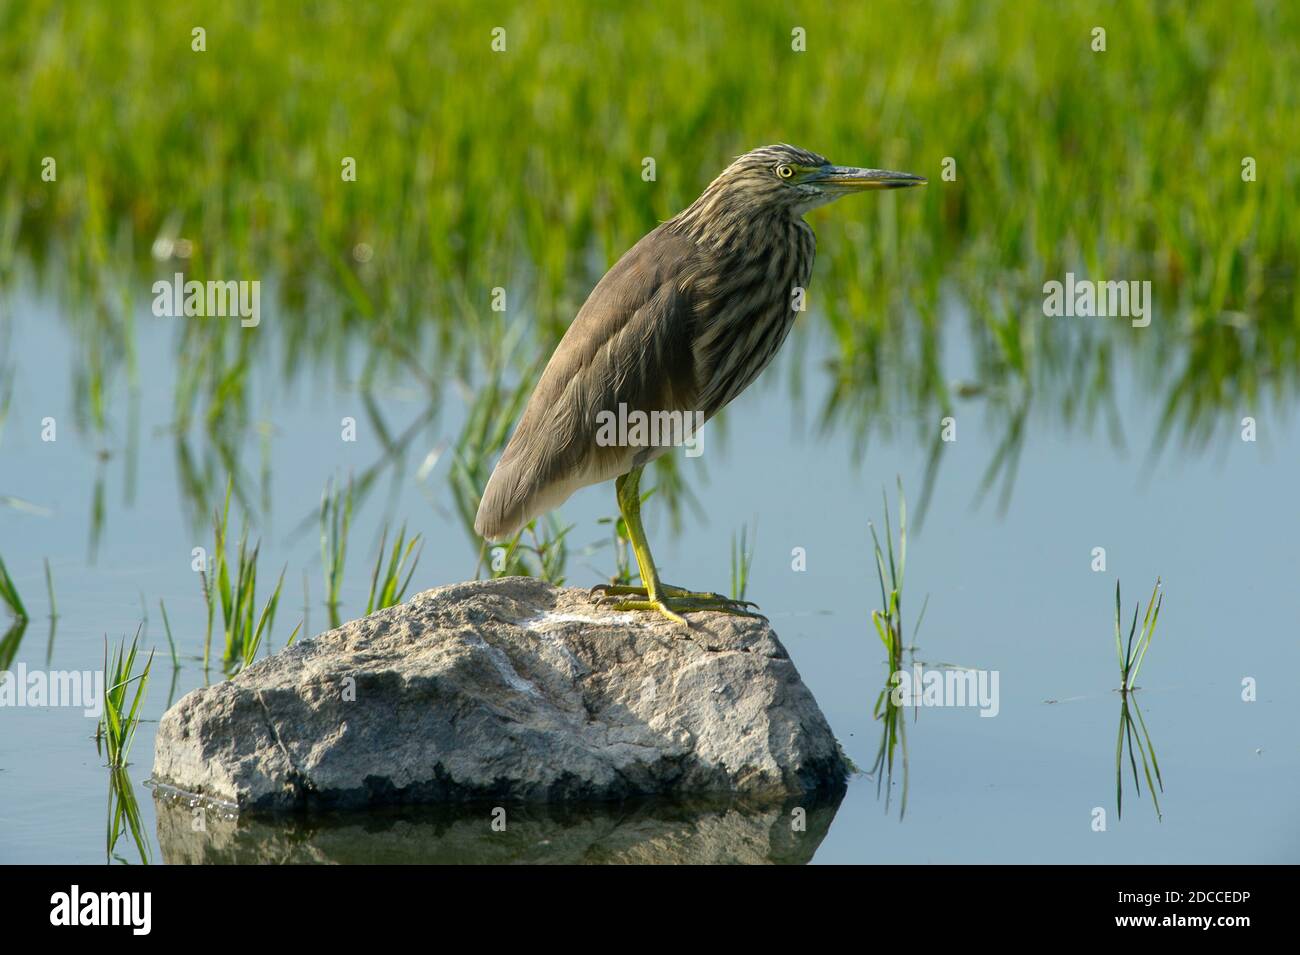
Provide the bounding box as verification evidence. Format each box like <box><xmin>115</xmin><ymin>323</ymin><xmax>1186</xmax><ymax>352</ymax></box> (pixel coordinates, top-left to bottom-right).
<box><xmin>153</xmin><ymin>790</ymin><xmax>843</xmax><ymax>864</ymax></box>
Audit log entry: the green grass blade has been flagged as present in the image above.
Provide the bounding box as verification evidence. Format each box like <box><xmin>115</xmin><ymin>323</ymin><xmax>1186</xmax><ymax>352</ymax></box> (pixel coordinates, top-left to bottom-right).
<box><xmin>0</xmin><ymin>555</ymin><xmax>28</xmax><ymax>619</ymax></box>
<box><xmin>1123</xmin><ymin>601</ymin><xmax>1139</xmax><ymax>684</ymax></box>
<box><xmin>365</xmin><ymin>525</ymin><xmax>389</xmax><ymax>615</ymax></box>
<box><xmin>1130</xmin><ymin>692</ymin><xmax>1164</xmax><ymax>792</ymax></box>
<box><xmin>1113</xmin><ymin>579</ymin><xmax>1123</xmax><ymax>672</ymax></box>
<box><xmin>158</xmin><ymin>599</ymin><xmax>178</xmax><ymax>668</ymax></box>
<box><xmin>1114</xmin><ymin>701</ymin><xmax>1126</xmax><ymax>820</ymax></box>
<box><xmin>1128</xmin><ymin>587</ymin><xmax>1163</xmax><ymax>687</ymax></box>
<box><xmin>44</xmin><ymin>557</ymin><xmax>57</xmax><ymax>618</ymax></box>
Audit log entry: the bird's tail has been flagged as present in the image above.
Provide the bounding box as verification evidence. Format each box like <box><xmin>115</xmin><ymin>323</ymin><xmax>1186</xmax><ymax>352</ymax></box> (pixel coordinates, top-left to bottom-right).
<box><xmin>474</xmin><ymin>460</ymin><xmax>529</xmax><ymax>542</ymax></box>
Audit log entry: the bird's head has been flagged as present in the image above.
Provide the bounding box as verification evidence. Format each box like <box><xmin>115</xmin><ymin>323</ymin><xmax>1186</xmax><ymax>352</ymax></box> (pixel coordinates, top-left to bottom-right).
<box><xmin>705</xmin><ymin>144</ymin><xmax>927</xmax><ymax>217</ymax></box>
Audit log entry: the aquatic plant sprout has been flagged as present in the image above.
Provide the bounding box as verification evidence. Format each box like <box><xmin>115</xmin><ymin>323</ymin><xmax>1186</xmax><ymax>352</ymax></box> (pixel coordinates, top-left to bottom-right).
<box><xmin>1116</xmin><ymin>578</ymin><xmax>1163</xmax><ymax>691</ymax></box>
<box><xmin>97</xmin><ymin>629</ymin><xmax>154</xmax><ymax>768</ymax></box>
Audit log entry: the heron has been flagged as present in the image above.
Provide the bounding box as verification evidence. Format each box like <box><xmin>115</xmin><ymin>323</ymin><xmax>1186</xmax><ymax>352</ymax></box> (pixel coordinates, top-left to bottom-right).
<box><xmin>475</xmin><ymin>144</ymin><xmax>925</xmax><ymax>625</ymax></box>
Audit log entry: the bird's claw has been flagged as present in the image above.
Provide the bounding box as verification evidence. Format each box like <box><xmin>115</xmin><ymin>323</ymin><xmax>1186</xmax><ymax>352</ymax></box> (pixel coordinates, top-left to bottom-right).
<box><xmin>591</xmin><ymin>587</ymin><xmax>766</xmax><ymax>626</ymax></box>
<box><xmin>597</xmin><ymin>598</ymin><xmax>692</xmax><ymax>628</ymax></box>
<box><xmin>592</xmin><ymin>582</ymin><xmax>759</xmax><ymax>609</ymax></box>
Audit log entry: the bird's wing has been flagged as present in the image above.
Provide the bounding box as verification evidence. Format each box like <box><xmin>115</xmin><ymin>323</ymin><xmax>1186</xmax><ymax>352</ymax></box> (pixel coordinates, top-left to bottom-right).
<box><xmin>475</xmin><ymin>225</ymin><xmax>702</xmax><ymax>539</ymax></box>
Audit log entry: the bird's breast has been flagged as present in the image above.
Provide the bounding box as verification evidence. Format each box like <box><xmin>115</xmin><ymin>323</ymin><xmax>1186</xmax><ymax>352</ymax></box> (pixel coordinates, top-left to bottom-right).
<box><xmin>689</xmin><ymin>221</ymin><xmax>814</xmax><ymax>418</ymax></box>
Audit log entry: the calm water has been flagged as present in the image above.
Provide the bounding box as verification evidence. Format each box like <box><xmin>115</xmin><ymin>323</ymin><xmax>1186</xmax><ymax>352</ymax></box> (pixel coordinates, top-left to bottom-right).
<box><xmin>1</xmin><ymin>274</ymin><xmax>1297</xmax><ymax>864</ymax></box>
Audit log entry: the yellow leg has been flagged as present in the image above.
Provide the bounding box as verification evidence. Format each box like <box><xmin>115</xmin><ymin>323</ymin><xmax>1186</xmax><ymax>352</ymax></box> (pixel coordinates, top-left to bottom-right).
<box><xmin>592</xmin><ymin>467</ymin><xmax>763</xmax><ymax>626</ymax></box>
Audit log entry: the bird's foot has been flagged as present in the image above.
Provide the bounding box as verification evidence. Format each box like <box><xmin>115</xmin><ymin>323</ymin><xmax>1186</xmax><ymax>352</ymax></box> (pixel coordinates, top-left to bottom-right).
<box><xmin>595</xmin><ymin>597</ymin><xmax>691</xmax><ymax>628</ymax></box>
<box><xmin>591</xmin><ymin>584</ymin><xmax>765</xmax><ymax>627</ymax></box>
<box><xmin>592</xmin><ymin>582</ymin><xmax>760</xmax><ymax>608</ymax></box>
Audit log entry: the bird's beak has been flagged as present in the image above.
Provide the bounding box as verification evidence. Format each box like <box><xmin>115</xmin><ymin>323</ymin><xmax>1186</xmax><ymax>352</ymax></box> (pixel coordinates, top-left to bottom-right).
<box><xmin>812</xmin><ymin>165</ymin><xmax>928</xmax><ymax>190</ymax></box>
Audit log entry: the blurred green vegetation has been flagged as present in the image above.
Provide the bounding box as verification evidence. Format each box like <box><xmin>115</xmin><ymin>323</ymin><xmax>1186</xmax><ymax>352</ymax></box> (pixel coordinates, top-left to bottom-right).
<box><xmin>1</xmin><ymin>0</ymin><xmax>1297</xmax><ymax>534</ymax></box>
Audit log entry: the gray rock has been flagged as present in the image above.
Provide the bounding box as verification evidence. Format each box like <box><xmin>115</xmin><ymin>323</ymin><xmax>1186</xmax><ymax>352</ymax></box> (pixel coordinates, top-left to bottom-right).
<box><xmin>151</xmin><ymin>577</ymin><xmax>848</xmax><ymax>812</ymax></box>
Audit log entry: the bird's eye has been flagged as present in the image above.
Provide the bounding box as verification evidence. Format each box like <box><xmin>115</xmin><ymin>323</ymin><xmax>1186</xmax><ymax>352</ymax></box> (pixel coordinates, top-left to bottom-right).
<box><xmin>776</xmin><ymin>164</ymin><xmax>794</xmax><ymax>180</ymax></box>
